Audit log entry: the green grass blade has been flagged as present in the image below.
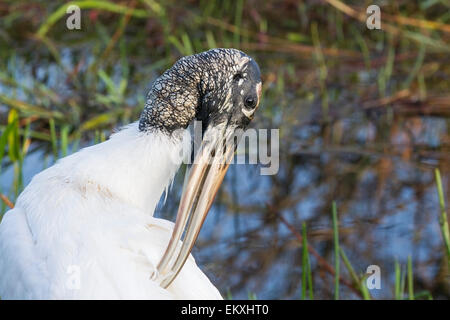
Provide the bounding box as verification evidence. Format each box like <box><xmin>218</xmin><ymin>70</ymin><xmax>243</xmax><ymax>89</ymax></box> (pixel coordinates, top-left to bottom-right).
<box><xmin>400</xmin><ymin>265</ymin><xmax>406</xmax><ymax>300</ymax></box>
<box><xmin>340</xmin><ymin>248</ymin><xmax>359</xmax><ymax>286</ymax></box>
<box><xmin>98</xmin><ymin>69</ymin><xmax>117</xmax><ymax>95</ymax></box>
<box><xmin>413</xmin><ymin>290</ymin><xmax>433</xmax><ymax>300</ymax></box>
<box><xmin>233</xmin><ymin>0</ymin><xmax>244</xmax><ymax>47</ymax></box>
<box><xmin>37</xmin><ymin>1</ymin><xmax>150</xmax><ymax>37</ymax></box>
<box><xmin>435</xmin><ymin>169</ymin><xmax>450</xmax><ymax>266</ymax></box>
<box><xmin>407</xmin><ymin>255</ymin><xmax>414</xmax><ymax>300</ymax></box>
<box><xmin>61</xmin><ymin>125</ymin><xmax>69</xmax><ymax>157</ymax></box>
<box><xmin>359</xmin><ymin>274</ymin><xmax>371</xmax><ymax>300</ymax></box>
<box><xmin>49</xmin><ymin>118</ymin><xmax>58</xmax><ymax>160</ymax></box>
<box><xmin>301</xmin><ymin>222</ymin><xmax>314</xmax><ymax>299</ymax></box>
<box><xmin>0</xmin><ymin>95</ymin><xmax>64</xmax><ymax>119</ymax></box>
<box><xmin>181</xmin><ymin>33</ymin><xmax>194</xmax><ymax>56</ymax></box>
<box><xmin>403</xmin><ymin>44</ymin><xmax>426</xmax><ymax>89</ymax></box>
<box><xmin>226</xmin><ymin>288</ymin><xmax>233</xmax><ymax>300</ymax></box>
<box><xmin>1</xmin><ymin>115</ymin><xmax>18</xmax><ymax>167</ymax></box>
<box><xmin>332</xmin><ymin>201</ymin><xmax>340</xmax><ymax>300</ymax></box>
<box><xmin>205</xmin><ymin>31</ymin><xmax>217</xmax><ymax>49</ymax></box>
<box><xmin>394</xmin><ymin>259</ymin><xmax>403</xmax><ymax>300</ymax></box>
<box><xmin>0</xmin><ymin>124</ymin><xmax>13</xmax><ymax>170</ymax></box>
<box><xmin>248</xmin><ymin>292</ymin><xmax>257</xmax><ymax>300</ymax></box>
<box><xmin>301</xmin><ymin>223</ymin><xmax>307</xmax><ymax>299</ymax></box>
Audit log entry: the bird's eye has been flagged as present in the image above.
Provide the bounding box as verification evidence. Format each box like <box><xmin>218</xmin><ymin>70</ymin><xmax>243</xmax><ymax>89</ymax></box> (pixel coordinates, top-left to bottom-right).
<box><xmin>244</xmin><ymin>96</ymin><xmax>257</xmax><ymax>109</ymax></box>
<box><xmin>233</xmin><ymin>73</ymin><xmax>243</xmax><ymax>82</ymax></box>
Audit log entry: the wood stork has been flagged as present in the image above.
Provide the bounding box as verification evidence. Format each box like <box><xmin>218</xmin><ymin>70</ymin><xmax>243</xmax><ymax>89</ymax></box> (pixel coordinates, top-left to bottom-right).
<box><xmin>0</xmin><ymin>48</ymin><xmax>261</xmax><ymax>299</ymax></box>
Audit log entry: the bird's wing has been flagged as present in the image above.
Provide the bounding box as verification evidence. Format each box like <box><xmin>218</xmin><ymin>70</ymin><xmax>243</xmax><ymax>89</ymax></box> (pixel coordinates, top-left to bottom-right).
<box><xmin>0</xmin><ymin>192</ymin><xmax>221</xmax><ymax>299</ymax></box>
<box><xmin>0</xmin><ymin>207</ymin><xmax>50</xmax><ymax>299</ymax></box>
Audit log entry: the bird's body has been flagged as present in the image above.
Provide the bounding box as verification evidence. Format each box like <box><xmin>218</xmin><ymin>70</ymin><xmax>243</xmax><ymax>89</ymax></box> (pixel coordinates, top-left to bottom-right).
<box><xmin>0</xmin><ymin>123</ymin><xmax>221</xmax><ymax>299</ymax></box>
<box><xmin>0</xmin><ymin>48</ymin><xmax>261</xmax><ymax>299</ymax></box>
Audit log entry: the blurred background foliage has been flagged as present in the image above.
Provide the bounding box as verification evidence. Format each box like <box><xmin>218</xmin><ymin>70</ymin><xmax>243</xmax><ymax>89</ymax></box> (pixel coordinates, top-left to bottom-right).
<box><xmin>0</xmin><ymin>0</ymin><xmax>449</xmax><ymax>299</ymax></box>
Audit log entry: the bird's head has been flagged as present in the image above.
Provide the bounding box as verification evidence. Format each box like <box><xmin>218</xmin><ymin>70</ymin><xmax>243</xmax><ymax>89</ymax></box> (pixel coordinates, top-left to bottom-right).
<box><xmin>139</xmin><ymin>48</ymin><xmax>261</xmax><ymax>134</ymax></box>
<box><xmin>139</xmin><ymin>49</ymin><xmax>262</xmax><ymax>288</ymax></box>
<box><xmin>194</xmin><ymin>49</ymin><xmax>262</xmax><ymax>134</ymax></box>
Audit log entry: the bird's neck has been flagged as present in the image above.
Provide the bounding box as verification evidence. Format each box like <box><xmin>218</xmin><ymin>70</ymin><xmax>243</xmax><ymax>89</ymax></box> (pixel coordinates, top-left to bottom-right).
<box><xmin>58</xmin><ymin>122</ymin><xmax>190</xmax><ymax>215</ymax></box>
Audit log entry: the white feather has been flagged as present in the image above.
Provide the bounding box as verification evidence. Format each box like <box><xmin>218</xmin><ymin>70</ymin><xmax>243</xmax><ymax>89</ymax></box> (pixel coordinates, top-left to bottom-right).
<box><xmin>0</xmin><ymin>122</ymin><xmax>222</xmax><ymax>299</ymax></box>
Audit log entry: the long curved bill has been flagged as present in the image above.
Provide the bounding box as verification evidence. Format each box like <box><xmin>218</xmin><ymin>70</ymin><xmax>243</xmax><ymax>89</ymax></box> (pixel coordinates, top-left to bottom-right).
<box><xmin>155</xmin><ymin>124</ymin><xmax>241</xmax><ymax>288</ymax></box>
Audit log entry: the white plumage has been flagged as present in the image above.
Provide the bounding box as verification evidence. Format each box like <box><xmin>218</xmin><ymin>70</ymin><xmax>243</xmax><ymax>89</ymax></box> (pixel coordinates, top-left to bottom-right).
<box><xmin>0</xmin><ymin>122</ymin><xmax>222</xmax><ymax>299</ymax></box>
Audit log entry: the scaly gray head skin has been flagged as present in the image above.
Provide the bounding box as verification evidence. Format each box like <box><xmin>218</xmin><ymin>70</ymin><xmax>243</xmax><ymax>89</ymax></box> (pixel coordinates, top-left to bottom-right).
<box><xmin>138</xmin><ymin>48</ymin><xmax>262</xmax><ymax>134</ymax></box>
